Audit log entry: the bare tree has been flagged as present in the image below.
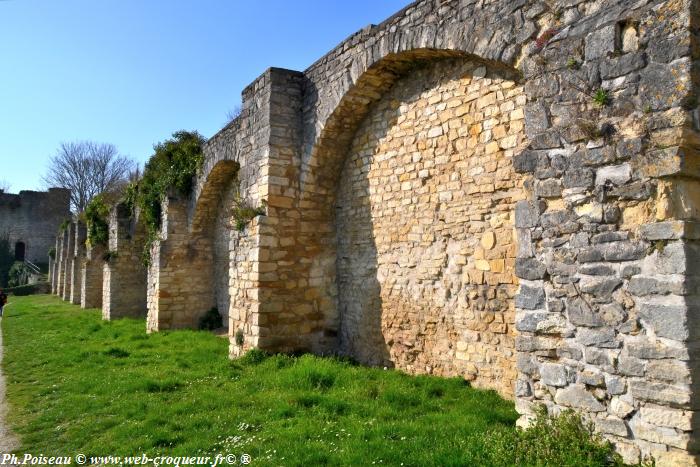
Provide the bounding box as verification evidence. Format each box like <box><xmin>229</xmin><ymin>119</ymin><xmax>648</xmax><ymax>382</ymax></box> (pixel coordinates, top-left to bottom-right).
<box><xmin>0</xmin><ymin>180</ymin><xmax>9</xmax><ymax>193</ymax></box>
<box><xmin>43</xmin><ymin>141</ymin><xmax>135</xmax><ymax>212</ymax></box>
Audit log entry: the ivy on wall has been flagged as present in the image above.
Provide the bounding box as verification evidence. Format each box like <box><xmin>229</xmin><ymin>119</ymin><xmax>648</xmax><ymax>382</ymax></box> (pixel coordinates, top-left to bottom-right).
<box><xmin>84</xmin><ymin>194</ymin><xmax>110</xmax><ymax>247</ymax></box>
<box><xmin>135</xmin><ymin>130</ymin><xmax>206</xmax><ymax>265</ymax></box>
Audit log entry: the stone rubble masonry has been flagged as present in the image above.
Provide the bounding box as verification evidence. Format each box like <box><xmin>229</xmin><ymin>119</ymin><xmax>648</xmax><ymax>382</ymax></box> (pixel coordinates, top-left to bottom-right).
<box><xmin>50</xmin><ymin>0</ymin><xmax>700</xmax><ymax>463</ymax></box>
<box><xmin>80</xmin><ymin>240</ymin><xmax>104</xmax><ymax>309</ymax></box>
<box><xmin>0</xmin><ymin>188</ymin><xmax>70</xmax><ymax>264</ymax></box>
<box><xmin>102</xmin><ymin>204</ymin><xmax>147</xmax><ymax>320</ymax></box>
<box><xmin>334</xmin><ymin>58</ymin><xmax>524</xmax><ymax>395</ymax></box>
<box><xmin>69</xmin><ymin>221</ymin><xmax>86</xmax><ymax>305</ymax></box>
<box><xmin>146</xmin><ymin>194</ymin><xmax>216</xmax><ymax>331</ymax></box>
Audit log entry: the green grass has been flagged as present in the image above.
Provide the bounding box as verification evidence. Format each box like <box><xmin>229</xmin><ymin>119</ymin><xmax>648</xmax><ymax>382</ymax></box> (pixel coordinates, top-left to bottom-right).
<box><xmin>2</xmin><ymin>295</ymin><xmax>626</xmax><ymax>466</ymax></box>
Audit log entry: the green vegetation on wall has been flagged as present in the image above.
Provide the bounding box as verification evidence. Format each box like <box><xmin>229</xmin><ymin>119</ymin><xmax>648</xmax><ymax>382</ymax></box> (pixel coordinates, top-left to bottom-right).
<box><xmin>84</xmin><ymin>194</ymin><xmax>110</xmax><ymax>247</ymax></box>
<box><xmin>135</xmin><ymin>130</ymin><xmax>206</xmax><ymax>264</ymax></box>
<box><xmin>232</xmin><ymin>196</ymin><xmax>267</xmax><ymax>231</ymax></box>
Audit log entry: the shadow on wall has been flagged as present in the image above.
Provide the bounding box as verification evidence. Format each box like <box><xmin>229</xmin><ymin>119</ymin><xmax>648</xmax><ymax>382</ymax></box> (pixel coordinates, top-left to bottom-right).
<box><xmin>334</xmin><ymin>91</ymin><xmax>398</xmax><ymax>367</ymax></box>
<box><xmin>332</xmin><ymin>57</ymin><xmax>523</xmax><ymax>390</ymax></box>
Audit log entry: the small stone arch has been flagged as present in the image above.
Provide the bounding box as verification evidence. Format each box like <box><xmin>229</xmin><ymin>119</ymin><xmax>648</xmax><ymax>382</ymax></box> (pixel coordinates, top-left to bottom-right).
<box><xmin>189</xmin><ymin>159</ymin><xmax>240</xmax><ymax>236</ymax></box>
<box><xmin>147</xmin><ymin>158</ymin><xmax>241</xmax><ymax>332</ymax></box>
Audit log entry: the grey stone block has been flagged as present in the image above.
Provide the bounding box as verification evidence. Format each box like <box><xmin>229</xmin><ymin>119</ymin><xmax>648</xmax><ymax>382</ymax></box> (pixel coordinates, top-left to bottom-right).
<box><xmin>629</xmin><ymin>380</ymin><xmax>691</xmax><ymax>408</ymax></box>
<box><xmin>567</xmin><ymin>297</ymin><xmax>604</xmax><ymax>327</ymax></box>
<box><xmin>516</xmin><ymin>284</ymin><xmax>546</xmax><ymax>310</ymax></box>
<box><xmin>554</xmin><ymin>384</ymin><xmax>606</xmax><ymax>411</ymax></box>
<box><xmin>541</xmin><ymin>363</ymin><xmax>569</xmax><ymax>387</ymax></box>
<box><xmin>637</xmin><ymin>298</ymin><xmax>688</xmax><ymax>341</ymax></box>
<box><xmin>516</xmin><ymin>258</ymin><xmax>547</xmax><ymax>280</ymax></box>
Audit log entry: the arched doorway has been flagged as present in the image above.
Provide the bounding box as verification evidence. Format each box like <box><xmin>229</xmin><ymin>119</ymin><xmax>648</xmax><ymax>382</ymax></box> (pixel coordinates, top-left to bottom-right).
<box><xmin>14</xmin><ymin>241</ymin><xmax>25</xmax><ymax>261</ymax></box>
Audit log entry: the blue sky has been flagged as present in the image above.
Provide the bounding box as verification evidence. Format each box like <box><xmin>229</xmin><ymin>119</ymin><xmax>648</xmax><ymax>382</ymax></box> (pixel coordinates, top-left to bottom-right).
<box><xmin>0</xmin><ymin>0</ymin><xmax>409</xmax><ymax>193</ymax></box>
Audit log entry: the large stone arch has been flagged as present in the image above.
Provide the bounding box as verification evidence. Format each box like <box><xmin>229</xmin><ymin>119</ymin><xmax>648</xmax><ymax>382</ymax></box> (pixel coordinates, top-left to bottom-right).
<box><xmin>334</xmin><ymin>57</ymin><xmax>526</xmax><ymax>396</ymax></box>
<box><xmin>290</xmin><ymin>41</ymin><xmax>528</xmax><ymax>397</ymax></box>
<box><xmin>146</xmin><ymin>159</ymin><xmax>240</xmax><ymax>332</ymax></box>
<box><xmin>272</xmin><ymin>0</ymin><xmax>537</xmax><ymax>359</ymax></box>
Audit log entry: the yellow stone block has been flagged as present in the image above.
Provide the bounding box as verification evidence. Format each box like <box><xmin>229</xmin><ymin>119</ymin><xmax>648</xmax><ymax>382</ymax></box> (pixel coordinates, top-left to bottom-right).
<box><xmin>489</xmin><ymin>259</ymin><xmax>505</xmax><ymax>273</ymax></box>
<box><xmin>481</xmin><ymin>231</ymin><xmax>496</xmax><ymax>249</ymax></box>
<box><xmin>468</xmin><ymin>269</ymin><xmax>485</xmax><ymax>284</ymax></box>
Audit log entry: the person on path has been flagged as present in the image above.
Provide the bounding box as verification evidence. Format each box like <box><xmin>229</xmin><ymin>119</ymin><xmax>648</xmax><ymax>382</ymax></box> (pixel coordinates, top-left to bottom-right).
<box><xmin>0</xmin><ymin>289</ymin><xmax>7</xmax><ymax>318</ymax></box>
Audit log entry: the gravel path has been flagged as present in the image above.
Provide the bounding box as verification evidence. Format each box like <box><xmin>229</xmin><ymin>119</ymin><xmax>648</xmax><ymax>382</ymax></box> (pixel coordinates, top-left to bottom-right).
<box><xmin>0</xmin><ymin>316</ymin><xmax>20</xmax><ymax>461</ymax></box>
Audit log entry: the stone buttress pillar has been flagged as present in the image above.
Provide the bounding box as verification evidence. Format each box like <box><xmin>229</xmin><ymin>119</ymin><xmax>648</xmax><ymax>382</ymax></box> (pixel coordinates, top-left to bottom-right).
<box><xmin>102</xmin><ymin>204</ymin><xmax>147</xmax><ymax>320</ymax></box>
<box><xmin>55</xmin><ymin>230</ymin><xmax>67</xmax><ymax>295</ymax></box>
<box><xmin>147</xmin><ymin>194</ymin><xmax>215</xmax><ymax>332</ymax></box>
<box><xmin>81</xmin><ymin>242</ymin><xmax>104</xmax><ymax>309</ymax></box>
<box><xmin>70</xmin><ymin>220</ymin><xmax>86</xmax><ymax>304</ymax></box>
<box><xmin>61</xmin><ymin>222</ymin><xmax>75</xmax><ymax>301</ymax></box>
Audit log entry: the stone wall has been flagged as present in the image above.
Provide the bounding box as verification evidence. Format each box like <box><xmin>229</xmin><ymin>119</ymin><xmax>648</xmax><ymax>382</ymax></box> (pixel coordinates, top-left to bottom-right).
<box><xmin>0</xmin><ymin>188</ymin><xmax>70</xmax><ymax>265</ymax></box>
<box><xmin>61</xmin><ymin>222</ymin><xmax>74</xmax><ymax>301</ymax></box>
<box><xmin>81</xmin><ymin>242</ymin><xmax>104</xmax><ymax>309</ymax></box>
<box><xmin>61</xmin><ymin>0</ymin><xmax>700</xmax><ymax>463</ymax></box>
<box><xmin>69</xmin><ymin>221</ymin><xmax>86</xmax><ymax>305</ymax></box>
<box><xmin>102</xmin><ymin>204</ymin><xmax>147</xmax><ymax>320</ymax></box>
<box><xmin>147</xmin><ymin>194</ymin><xmax>216</xmax><ymax>331</ymax></box>
<box><xmin>509</xmin><ymin>1</ymin><xmax>699</xmax><ymax>464</ymax></box>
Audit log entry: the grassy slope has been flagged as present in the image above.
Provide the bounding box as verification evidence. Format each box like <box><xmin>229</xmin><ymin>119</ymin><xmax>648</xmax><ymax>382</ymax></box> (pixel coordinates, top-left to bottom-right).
<box><xmin>2</xmin><ymin>295</ymin><xmax>520</xmax><ymax>465</ymax></box>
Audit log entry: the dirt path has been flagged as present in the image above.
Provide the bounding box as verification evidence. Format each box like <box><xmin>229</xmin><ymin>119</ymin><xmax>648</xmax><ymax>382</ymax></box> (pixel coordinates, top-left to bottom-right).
<box><xmin>0</xmin><ymin>316</ymin><xmax>20</xmax><ymax>460</ymax></box>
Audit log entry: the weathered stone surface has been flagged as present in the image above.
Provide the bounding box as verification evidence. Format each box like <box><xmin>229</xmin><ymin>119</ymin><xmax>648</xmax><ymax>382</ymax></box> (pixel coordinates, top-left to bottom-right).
<box><xmin>516</xmin><ymin>284</ymin><xmax>545</xmax><ymax>310</ymax></box>
<box><xmin>575</xmin><ymin>327</ymin><xmax>618</xmax><ymax>348</ymax></box>
<box><xmin>646</xmin><ymin>360</ymin><xmax>690</xmax><ymax>385</ymax></box>
<box><xmin>636</xmin><ymin>296</ymin><xmax>689</xmax><ymax>341</ymax></box>
<box><xmin>640</xmin><ymin>221</ymin><xmax>692</xmax><ymax>241</ymax></box>
<box><xmin>524</xmin><ymin>102</ymin><xmax>550</xmax><ymax>139</ymax></box>
<box><xmin>600</xmin><ymin>53</ymin><xmax>646</xmax><ymax>79</ymax></box>
<box><xmin>610</xmin><ymin>396</ymin><xmax>635</xmax><ymax>419</ymax></box>
<box><xmin>567</xmin><ymin>298</ymin><xmax>604</xmax><ymax>327</ymax></box>
<box><xmin>626</xmin><ymin>338</ymin><xmax>688</xmax><ymax>361</ymax></box>
<box><xmin>594</xmin><ymin>415</ymin><xmax>629</xmax><ymax>437</ymax></box>
<box><xmin>595</xmin><ymin>164</ymin><xmax>631</xmax><ymax>186</ymax></box>
<box><xmin>515</xmin><ymin>258</ymin><xmax>547</xmax><ymax>280</ymax></box>
<box><xmin>541</xmin><ymin>363</ymin><xmax>569</xmax><ymax>387</ymax></box>
<box><xmin>563</xmin><ymin>169</ymin><xmax>594</xmax><ymax>189</ymax></box>
<box><xmin>584</xmin><ymin>24</ymin><xmax>617</xmax><ymax>61</ymax></box>
<box><xmin>640</xmin><ymin>404</ymin><xmax>692</xmax><ymax>431</ymax></box>
<box><xmin>578</xmin><ymin>370</ymin><xmax>605</xmax><ymax>387</ymax></box>
<box><xmin>605</xmin><ymin>374</ymin><xmax>626</xmax><ymax>395</ymax></box>
<box><xmin>628</xmin><ymin>276</ymin><xmax>685</xmax><ymax>296</ymax></box>
<box><xmin>515</xmin><ymin>201</ymin><xmax>542</xmax><ymax>228</ymax></box>
<box><xmin>554</xmin><ymin>384</ymin><xmax>606</xmax><ymax>412</ymax></box>
<box><xmin>516</xmin><ymin>311</ymin><xmax>568</xmax><ymax>335</ymax></box>
<box><xmin>617</xmin><ymin>356</ymin><xmax>646</xmax><ymax>377</ymax></box>
<box><xmin>578</xmin><ymin>276</ymin><xmax>622</xmax><ymax>298</ymax></box>
<box><xmin>628</xmin><ymin>380</ymin><xmax>691</xmax><ymax>408</ymax></box>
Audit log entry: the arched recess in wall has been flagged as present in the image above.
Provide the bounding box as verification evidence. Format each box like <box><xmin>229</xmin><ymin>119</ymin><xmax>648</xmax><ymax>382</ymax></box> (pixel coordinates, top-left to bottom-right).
<box><xmin>300</xmin><ymin>50</ymin><xmax>527</xmax><ymax>397</ymax></box>
<box><xmin>189</xmin><ymin>159</ymin><xmax>240</xmax><ymax>326</ymax></box>
<box><xmin>14</xmin><ymin>241</ymin><xmax>25</xmax><ymax>261</ymax></box>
